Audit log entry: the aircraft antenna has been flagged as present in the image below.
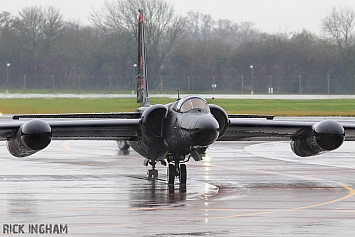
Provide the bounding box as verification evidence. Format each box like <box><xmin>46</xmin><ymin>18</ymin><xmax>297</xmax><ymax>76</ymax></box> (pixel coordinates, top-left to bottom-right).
<box><xmin>177</xmin><ymin>89</ymin><xmax>180</xmax><ymax>100</ymax></box>
<box><xmin>207</xmin><ymin>97</ymin><xmax>215</xmax><ymax>103</ymax></box>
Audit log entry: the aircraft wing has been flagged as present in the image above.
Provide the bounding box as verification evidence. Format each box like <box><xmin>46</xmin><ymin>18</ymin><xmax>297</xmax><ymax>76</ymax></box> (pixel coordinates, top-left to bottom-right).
<box><xmin>0</xmin><ymin>119</ymin><xmax>140</xmax><ymax>141</ymax></box>
<box><xmin>12</xmin><ymin>112</ymin><xmax>141</xmax><ymax>120</ymax></box>
<box><xmin>219</xmin><ymin>118</ymin><xmax>355</xmax><ymax>141</ymax></box>
<box><xmin>49</xmin><ymin>119</ymin><xmax>140</xmax><ymax>140</ymax></box>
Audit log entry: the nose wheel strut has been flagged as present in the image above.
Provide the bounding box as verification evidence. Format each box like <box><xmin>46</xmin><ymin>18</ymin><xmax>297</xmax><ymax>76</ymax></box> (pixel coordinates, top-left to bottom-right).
<box><xmin>146</xmin><ymin>159</ymin><xmax>158</xmax><ymax>178</ymax></box>
<box><xmin>167</xmin><ymin>162</ymin><xmax>187</xmax><ymax>186</ymax></box>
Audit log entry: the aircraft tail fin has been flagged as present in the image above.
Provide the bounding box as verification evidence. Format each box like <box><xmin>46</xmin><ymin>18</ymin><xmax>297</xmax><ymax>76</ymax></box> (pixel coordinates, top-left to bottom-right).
<box><xmin>136</xmin><ymin>9</ymin><xmax>150</xmax><ymax>107</ymax></box>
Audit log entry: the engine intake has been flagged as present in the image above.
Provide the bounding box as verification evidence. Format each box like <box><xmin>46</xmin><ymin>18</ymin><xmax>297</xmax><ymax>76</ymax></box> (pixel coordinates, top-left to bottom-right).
<box><xmin>140</xmin><ymin>104</ymin><xmax>167</xmax><ymax>138</ymax></box>
<box><xmin>7</xmin><ymin>120</ymin><xmax>52</xmax><ymax>157</ymax></box>
<box><xmin>291</xmin><ymin>120</ymin><xmax>345</xmax><ymax>157</ymax></box>
<box><xmin>209</xmin><ymin>104</ymin><xmax>229</xmax><ymax>138</ymax></box>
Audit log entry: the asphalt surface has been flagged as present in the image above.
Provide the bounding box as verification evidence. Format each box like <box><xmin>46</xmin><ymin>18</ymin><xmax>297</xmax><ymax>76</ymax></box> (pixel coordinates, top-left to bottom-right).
<box><xmin>0</xmin><ymin>117</ymin><xmax>354</xmax><ymax>236</ymax></box>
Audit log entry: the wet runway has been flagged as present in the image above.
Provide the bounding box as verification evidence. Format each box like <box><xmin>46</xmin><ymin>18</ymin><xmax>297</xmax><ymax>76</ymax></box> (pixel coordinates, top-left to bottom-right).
<box><xmin>0</xmin><ymin>120</ymin><xmax>355</xmax><ymax>236</ymax></box>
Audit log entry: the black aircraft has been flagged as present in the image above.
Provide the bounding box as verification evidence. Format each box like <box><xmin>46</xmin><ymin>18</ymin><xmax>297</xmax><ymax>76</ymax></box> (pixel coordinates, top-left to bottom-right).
<box><xmin>3</xmin><ymin>10</ymin><xmax>355</xmax><ymax>186</ymax></box>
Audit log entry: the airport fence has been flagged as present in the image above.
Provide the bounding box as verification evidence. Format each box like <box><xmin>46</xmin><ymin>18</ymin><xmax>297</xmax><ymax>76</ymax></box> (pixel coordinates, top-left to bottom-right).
<box><xmin>3</xmin><ymin>74</ymin><xmax>355</xmax><ymax>94</ymax></box>
<box><xmin>159</xmin><ymin>75</ymin><xmax>355</xmax><ymax>94</ymax></box>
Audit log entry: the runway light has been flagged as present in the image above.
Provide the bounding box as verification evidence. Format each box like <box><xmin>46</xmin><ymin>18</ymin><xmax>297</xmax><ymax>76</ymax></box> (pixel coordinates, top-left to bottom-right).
<box><xmin>0</xmin><ymin>113</ymin><xmax>2</xmax><ymax>116</ymax></box>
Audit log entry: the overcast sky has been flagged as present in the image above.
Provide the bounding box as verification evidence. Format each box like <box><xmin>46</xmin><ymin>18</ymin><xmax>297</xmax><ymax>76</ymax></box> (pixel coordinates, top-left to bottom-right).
<box><xmin>1</xmin><ymin>0</ymin><xmax>354</xmax><ymax>35</ymax></box>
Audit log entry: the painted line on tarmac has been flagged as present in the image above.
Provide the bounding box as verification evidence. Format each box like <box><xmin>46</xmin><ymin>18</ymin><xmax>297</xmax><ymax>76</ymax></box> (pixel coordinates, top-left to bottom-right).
<box><xmin>61</xmin><ymin>140</ymin><xmax>355</xmax><ymax>231</ymax></box>
<box><xmin>191</xmin><ymin>161</ymin><xmax>355</xmax><ymax>214</ymax></box>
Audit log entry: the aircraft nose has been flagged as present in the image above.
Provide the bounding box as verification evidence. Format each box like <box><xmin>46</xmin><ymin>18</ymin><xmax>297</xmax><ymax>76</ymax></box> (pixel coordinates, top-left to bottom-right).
<box><xmin>192</xmin><ymin>116</ymin><xmax>219</xmax><ymax>146</ymax></box>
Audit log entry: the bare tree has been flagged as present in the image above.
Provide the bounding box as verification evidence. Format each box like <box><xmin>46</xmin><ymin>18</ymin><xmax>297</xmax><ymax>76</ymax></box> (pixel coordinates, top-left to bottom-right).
<box><xmin>237</xmin><ymin>21</ymin><xmax>258</xmax><ymax>43</ymax></box>
<box><xmin>14</xmin><ymin>6</ymin><xmax>63</xmax><ymax>59</ymax></box>
<box><xmin>184</xmin><ymin>11</ymin><xmax>258</xmax><ymax>45</ymax></box>
<box><xmin>184</xmin><ymin>11</ymin><xmax>218</xmax><ymax>40</ymax></box>
<box><xmin>42</xmin><ymin>6</ymin><xmax>63</xmax><ymax>55</ymax></box>
<box><xmin>321</xmin><ymin>5</ymin><xmax>355</xmax><ymax>74</ymax></box>
<box><xmin>91</xmin><ymin>0</ymin><xmax>186</xmax><ymax>83</ymax></box>
<box><xmin>184</xmin><ymin>11</ymin><xmax>201</xmax><ymax>40</ymax></box>
<box><xmin>14</xmin><ymin>6</ymin><xmax>45</xmax><ymax>55</ymax></box>
<box><xmin>0</xmin><ymin>11</ymin><xmax>13</xmax><ymax>29</ymax></box>
<box><xmin>214</xmin><ymin>19</ymin><xmax>239</xmax><ymax>44</ymax></box>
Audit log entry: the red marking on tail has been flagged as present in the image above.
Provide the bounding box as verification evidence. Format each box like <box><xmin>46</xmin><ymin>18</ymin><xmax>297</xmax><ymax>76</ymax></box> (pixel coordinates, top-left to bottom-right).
<box><xmin>138</xmin><ymin>13</ymin><xmax>144</xmax><ymax>23</ymax></box>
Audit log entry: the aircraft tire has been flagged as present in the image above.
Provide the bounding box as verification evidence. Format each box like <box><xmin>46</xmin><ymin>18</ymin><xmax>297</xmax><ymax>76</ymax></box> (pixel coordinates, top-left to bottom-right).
<box><xmin>168</xmin><ymin>164</ymin><xmax>175</xmax><ymax>185</ymax></box>
<box><xmin>117</xmin><ymin>140</ymin><xmax>130</xmax><ymax>151</ymax></box>
<box><xmin>153</xmin><ymin>169</ymin><xmax>158</xmax><ymax>178</ymax></box>
<box><xmin>179</xmin><ymin>164</ymin><xmax>187</xmax><ymax>186</ymax></box>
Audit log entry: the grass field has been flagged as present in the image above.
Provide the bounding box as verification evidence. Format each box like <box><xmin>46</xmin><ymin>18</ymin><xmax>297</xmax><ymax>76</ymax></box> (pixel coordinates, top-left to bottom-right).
<box><xmin>0</xmin><ymin>97</ymin><xmax>354</xmax><ymax>116</ymax></box>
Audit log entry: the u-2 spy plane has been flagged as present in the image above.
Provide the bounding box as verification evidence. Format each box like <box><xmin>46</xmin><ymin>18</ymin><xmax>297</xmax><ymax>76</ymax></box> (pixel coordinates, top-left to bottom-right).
<box><xmin>2</xmin><ymin>10</ymin><xmax>355</xmax><ymax>186</ymax></box>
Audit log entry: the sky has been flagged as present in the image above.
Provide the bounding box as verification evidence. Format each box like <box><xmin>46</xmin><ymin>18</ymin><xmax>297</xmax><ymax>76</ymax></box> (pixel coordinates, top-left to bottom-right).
<box><xmin>0</xmin><ymin>0</ymin><xmax>354</xmax><ymax>35</ymax></box>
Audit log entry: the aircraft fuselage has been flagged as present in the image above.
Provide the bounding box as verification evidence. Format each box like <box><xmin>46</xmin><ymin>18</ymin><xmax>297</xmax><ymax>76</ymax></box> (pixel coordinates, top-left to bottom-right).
<box><xmin>130</xmin><ymin>96</ymin><xmax>221</xmax><ymax>163</ymax></box>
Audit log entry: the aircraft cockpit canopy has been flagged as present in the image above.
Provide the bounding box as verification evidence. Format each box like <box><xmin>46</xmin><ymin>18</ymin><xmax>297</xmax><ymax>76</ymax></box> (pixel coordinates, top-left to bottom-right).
<box><xmin>175</xmin><ymin>97</ymin><xmax>210</xmax><ymax>112</ymax></box>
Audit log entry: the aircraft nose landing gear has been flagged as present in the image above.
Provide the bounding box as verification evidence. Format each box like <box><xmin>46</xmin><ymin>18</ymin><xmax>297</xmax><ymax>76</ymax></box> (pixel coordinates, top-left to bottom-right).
<box><xmin>179</xmin><ymin>164</ymin><xmax>187</xmax><ymax>185</ymax></box>
<box><xmin>147</xmin><ymin>169</ymin><xmax>158</xmax><ymax>178</ymax></box>
<box><xmin>145</xmin><ymin>159</ymin><xmax>158</xmax><ymax>178</ymax></box>
<box><xmin>167</xmin><ymin>161</ymin><xmax>187</xmax><ymax>186</ymax></box>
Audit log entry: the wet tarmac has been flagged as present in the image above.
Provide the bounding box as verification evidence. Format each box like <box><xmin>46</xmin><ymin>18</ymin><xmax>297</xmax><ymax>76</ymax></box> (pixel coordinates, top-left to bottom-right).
<box><xmin>0</xmin><ymin>118</ymin><xmax>355</xmax><ymax>236</ymax></box>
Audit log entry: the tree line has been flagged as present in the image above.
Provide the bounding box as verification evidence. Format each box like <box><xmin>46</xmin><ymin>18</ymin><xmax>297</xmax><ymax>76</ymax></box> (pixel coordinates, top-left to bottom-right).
<box><xmin>0</xmin><ymin>0</ymin><xmax>354</xmax><ymax>94</ymax></box>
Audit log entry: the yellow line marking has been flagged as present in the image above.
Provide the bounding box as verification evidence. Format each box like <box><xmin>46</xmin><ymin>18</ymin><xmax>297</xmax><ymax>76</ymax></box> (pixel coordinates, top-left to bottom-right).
<box><xmin>59</xmin><ymin>141</ymin><xmax>355</xmax><ymax>230</ymax></box>
<box><xmin>294</xmin><ymin>184</ymin><xmax>355</xmax><ymax>210</ymax></box>
<box><xmin>192</xmin><ymin>162</ymin><xmax>355</xmax><ymax>211</ymax></box>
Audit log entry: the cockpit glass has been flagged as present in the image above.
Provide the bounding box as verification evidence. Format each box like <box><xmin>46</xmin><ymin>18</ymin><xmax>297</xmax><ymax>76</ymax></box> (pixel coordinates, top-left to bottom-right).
<box><xmin>180</xmin><ymin>98</ymin><xmax>210</xmax><ymax>112</ymax></box>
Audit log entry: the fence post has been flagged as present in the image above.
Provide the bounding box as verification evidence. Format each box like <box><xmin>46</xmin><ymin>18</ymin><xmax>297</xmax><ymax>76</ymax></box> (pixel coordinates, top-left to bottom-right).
<box><xmin>23</xmin><ymin>75</ymin><xmax>26</xmax><ymax>92</ymax></box>
<box><xmin>187</xmin><ymin>76</ymin><xmax>191</xmax><ymax>92</ymax></box>
<box><xmin>269</xmin><ymin>75</ymin><xmax>273</xmax><ymax>94</ymax></box>
<box><xmin>241</xmin><ymin>75</ymin><xmax>244</xmax><ymax>93</ymax></box>
<box><xmin>298</xmin><ymin>75</ymin><xmax>302</xmax><ymax>94</ymax></box>
<box><xmin>52</xmin><ymin>75</ymin><xmax>55</xmax><ymax>91</ymax></box>
<box><xmin>77</xmin><ymin>75</ymin><xmax>81</xmax><ymax>92</ymax></box>
<box><xmin>212</xmin><ymin>76</ymin><xmax>216</xmax><ymax>92</ymax></box>
<box><xmin>109</xmin><ymin>75</ymin><xmax>112</xmax><ymax>93</ymax></box>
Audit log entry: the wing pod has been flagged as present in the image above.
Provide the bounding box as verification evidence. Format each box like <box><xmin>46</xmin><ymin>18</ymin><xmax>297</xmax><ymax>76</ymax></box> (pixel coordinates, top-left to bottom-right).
<box><xmin>290</xmin><ymin>120</ymin><xmax>345</xmax><ymax>157</ymax></box>
<box><xmin>7</xmin><ymin>120</ymin><xmax>52</xmax><ymax>157</ymax></box>
<box><xmin>209</xmin><ymin>104</ymin><xmax>229</xmax><ymax>138</ymax></box>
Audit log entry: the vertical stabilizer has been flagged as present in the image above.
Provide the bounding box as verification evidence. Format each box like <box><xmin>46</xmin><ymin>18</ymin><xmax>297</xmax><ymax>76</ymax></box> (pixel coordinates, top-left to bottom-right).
<box><xmin>136</xmin><ymin>9</ymin><xmax>150</xmax><ymax>107</ymax></box>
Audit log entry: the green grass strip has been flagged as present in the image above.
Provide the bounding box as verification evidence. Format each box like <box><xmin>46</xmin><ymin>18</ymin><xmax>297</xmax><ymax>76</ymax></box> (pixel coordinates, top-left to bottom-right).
<box><xmin>211</xmin><ymin>99</ymin><xmax>355</xmax><ymax>116</ymax></box>
<box><xmin>0</xmin><ymin>98</ymin><xmax>354</xmax><ymax>116</ymax></box>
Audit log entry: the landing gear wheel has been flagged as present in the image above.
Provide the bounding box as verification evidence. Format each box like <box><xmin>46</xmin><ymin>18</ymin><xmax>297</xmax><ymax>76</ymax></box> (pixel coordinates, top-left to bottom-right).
<box><xmin>179</xmin><ymin>164</ymin><xmax>187</xmax><ymax>186</ymax></box>
<box><xmin>167</xmin><ymin>164</ymin><xmax>175</xmax><ymax>186</ymax></box>
<box><xmin>117</xmin><ymin>140</ymin><xmax>130</xmax><ymax>151</ymax></box>
<box><xmin>147</xmin><ymin>169</ymin><xmax>158</xmax><ymax>178</ymax></box>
